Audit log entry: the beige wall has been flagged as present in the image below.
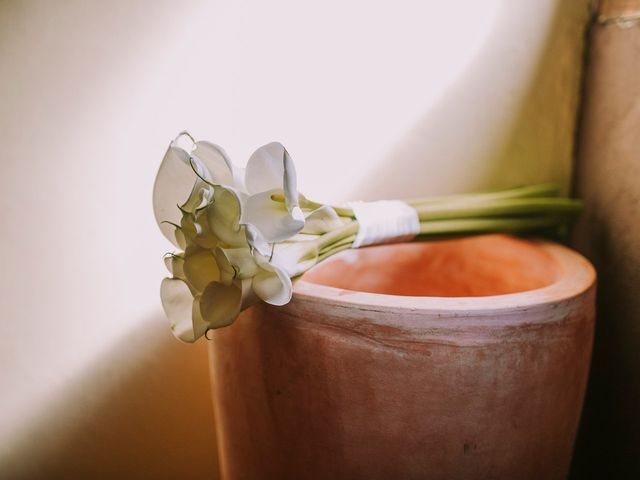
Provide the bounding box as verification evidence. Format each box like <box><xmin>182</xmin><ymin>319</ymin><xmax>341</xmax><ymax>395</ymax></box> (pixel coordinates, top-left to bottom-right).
<box><xmin>0</xmin><ymin>1</ymin><xmax>590</xmax><ymax>478</ymax></box>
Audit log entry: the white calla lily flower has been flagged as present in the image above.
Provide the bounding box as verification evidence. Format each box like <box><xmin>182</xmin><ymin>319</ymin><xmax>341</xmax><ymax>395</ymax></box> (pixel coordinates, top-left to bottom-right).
<box><xmin>160</xmin><ymin>277</ymin><xmax>210</xmax><ymax>343</ymax></box>
<box><xmin>242</xmin><ymin>142</ymin><xmax>305</xmax><ymax>243</ymax></box>
<box><xmin>242</xmin><ymin>189</ymin><xmax>305</xmax><ymax>243</ymax></box>
<box><xmin>214</xmin><ymin>247</ymin><xmax>260</xmax><ymax>284</ymax></box>
<box><xmin>154</xmin><ymin>133</ymin><xmax>306</xmax><ymax>254</ymax></box>
<box><xmin>153</xmin><ymin>133</ymin><xmax>224</xmax><ymax>248</ymax></box>
<box><xmin>154</xmin><ymin>132</ymin><xmax>347</xmax><ymax>342</ymax></box>
<box><xmin>206</xmin><ymin>185</ymin><xmax>248</xmax><ymax>248</ymax></box>
<box><xmin>252</xmin><ymin>254</ymin><xmax>293</xmax><ymax>306</ymax></box>
<box><xmin>213</xmin><ymin>245</ymin><xmax>297</xmax><ymax>307</ymax></box>
<box><xmin>161</xmin><ymin>276</ymin><xmax>257</xmax><ymax>342</ymax></box>
<box><xmin>270</xmin><ymin>241</ymin><xmax>320</xmax><ymax>278</ymax></box>
<box><xmin>198</xmin><ymin>281</ymin><xmax>244</xmax><ymax>330</ymax></box>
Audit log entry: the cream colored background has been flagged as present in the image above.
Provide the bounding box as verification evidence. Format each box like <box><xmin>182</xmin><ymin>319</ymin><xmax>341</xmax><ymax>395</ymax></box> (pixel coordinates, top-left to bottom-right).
<box><xmin>0</xmin><ymin>1</ymin><xmax>590</xmax><ymax>478</ymax></box>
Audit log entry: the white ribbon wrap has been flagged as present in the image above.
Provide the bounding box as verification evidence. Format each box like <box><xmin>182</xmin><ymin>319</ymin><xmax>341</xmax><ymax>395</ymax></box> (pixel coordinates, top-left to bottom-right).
<box><xmin>347</xmin><ymin>200</ymin><xmax>420</xmax><ymax>248</ymax></box>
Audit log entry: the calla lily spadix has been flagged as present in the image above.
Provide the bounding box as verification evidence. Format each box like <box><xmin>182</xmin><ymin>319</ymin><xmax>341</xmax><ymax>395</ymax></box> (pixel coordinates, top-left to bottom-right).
<box><xmin>153</xmin><ymin>131</ymin><xmax>583</xmax><ymax>342</ymax></box>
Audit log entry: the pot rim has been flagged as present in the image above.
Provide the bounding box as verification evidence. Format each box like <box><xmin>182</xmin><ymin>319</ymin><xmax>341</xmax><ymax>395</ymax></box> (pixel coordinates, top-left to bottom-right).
<box><xmin>293</xmin><ymin>237</ymin><xmax>596</xmax><ymax>315</ymax></box>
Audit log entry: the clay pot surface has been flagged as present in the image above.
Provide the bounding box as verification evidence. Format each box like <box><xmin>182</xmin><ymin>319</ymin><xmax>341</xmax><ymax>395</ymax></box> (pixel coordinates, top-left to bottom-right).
<box><xmin>208</xmin><ymin>234</ymin><xmax>596</xmax><ymax>480</ymax></box>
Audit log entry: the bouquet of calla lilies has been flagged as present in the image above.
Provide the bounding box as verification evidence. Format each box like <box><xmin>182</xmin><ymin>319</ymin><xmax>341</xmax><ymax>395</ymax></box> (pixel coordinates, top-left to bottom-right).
<box><xmin>153</xmin><ymin>132</ymin><xmax>582</xmax><ymax>342</ymax></box>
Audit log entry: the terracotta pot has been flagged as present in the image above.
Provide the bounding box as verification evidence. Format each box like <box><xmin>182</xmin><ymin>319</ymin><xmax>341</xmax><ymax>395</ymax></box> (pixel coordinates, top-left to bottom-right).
<box><xmin>208</xmin><ymin>234</ymin><xmax>596</xmax><ymax>480</ymax></box>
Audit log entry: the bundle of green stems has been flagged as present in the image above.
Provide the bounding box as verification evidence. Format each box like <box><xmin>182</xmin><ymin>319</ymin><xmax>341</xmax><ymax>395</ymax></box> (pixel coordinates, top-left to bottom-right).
<box><xmin>291</xmin><ymin>184</ymin><xmax>582</xmax><ymax>264</ymax></box>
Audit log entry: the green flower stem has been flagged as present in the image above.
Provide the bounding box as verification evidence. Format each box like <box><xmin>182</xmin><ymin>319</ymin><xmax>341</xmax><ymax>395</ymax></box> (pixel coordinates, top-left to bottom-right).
<box><xmin>413</xmin><ymin>197</ymin><xmax>583</xmax><ymax>221</ymax></box>
<box><xmin>314</xmin><ymin>221</ymin><xmax>359</xmax><ymax>250</ymax></box>
<box><xmin>321</xmin><ymin>234</ymin><xmax>356</xmax><ymax>251</ymax></box>
<box><xmin>318</xmin><ymin>236</ymin><xmax>356</xmax><ymax>259</ymax></box>
<box><xmin>317</xmin><ymin>242</ymin><xmax>355</xmax><ymax>263</ymax></box>
<box><xmin>268</xmin><ymin>193</ymin><xmax>353</xmax><ymax>216</ymax></box>
<box><xmin>276</xmin><ymin>183</ymin><xmax>582</xmax><ymax>272</ymax></box>
<box><xmin>313</xmin><ymin>216</ymin><xmax>567</xmax><ymax>265</ymax></box>
<box><xmin>417</xmin><ymin>216</ymin><xmax>564</xmax><ymax>235</ymax></box>
<box><xmin>296</xmin><ymin>184</ymin><xmax>567</xmax><ymax>220</ymax></box>
<box><xmin>406</xmin><ymin>183</ymin><xmax>561</xmax><ymax>207</ymax></box>
<box><xmin>297</xmin><ymin>196</ymin><xmax>354</xmax><ymax>217</ymax></box>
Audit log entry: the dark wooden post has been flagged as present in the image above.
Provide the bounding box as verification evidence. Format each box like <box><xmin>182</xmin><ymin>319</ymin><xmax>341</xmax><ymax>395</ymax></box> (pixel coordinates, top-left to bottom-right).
<box><xmin>571</xmin><ymin>0</ymin><xmax>640</xmax><ymax>477</ymax></box>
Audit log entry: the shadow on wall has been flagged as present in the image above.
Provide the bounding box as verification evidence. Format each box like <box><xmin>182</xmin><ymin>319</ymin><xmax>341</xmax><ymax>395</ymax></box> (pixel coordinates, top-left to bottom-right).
<box><xmin>0</xmin><ymin>314</ymin><xmax>219</xmax><ymax>480</ymax></box>
<box><xmin>353</xmin><ymin>0</ymin><xmax>589</xmax><ymax>201</ymax></box>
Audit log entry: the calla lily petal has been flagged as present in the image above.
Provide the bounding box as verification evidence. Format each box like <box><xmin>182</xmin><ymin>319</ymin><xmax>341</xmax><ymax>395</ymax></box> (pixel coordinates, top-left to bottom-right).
<box><xmin>239</xmin><ymin>278</ymin><xmax>258</xmax><ymax>310</ymax></box>
<box><xmin>245</xmin><ymin>142</ymin><xmax>289</xmax><ymax>194</ymax></box>
<box><xmin>192</xmin><ymin>141</ymin><xmax>235</xmax><ymax>186</ymax></box>
<box><xmin>271</xmin><ymin>241</ymin><xmax>319</xmax><ymax>278</ymax></box>
<box><xmin>214</xmin><ymin>247</ymin><xmax>259</xmax><ymax>284</ymax></box>
<box><xmin>163</xmin><ymin>253</ymin><xmax>185</xmax><ymax>279</ymax></box>
<box><xmin>244</xmin><ymin>223</ymin><xmax>271</xmax><ymax>256</ymax></box>
<box><xmin>245</xmin><ymin>142</ymin><xmax>300</xmax><ymax>212</ymax></box>
<box><xmin>302</xmin><ymin>206</ymin><xmax>343</xmax><ymax>234</ymax></box>
<box><xmin>199</xmin><ymin>281</ymin><xmax>243</xmax><ymax>329</ymax></box>
<box><xmin>180</xmin><ymin>160</ymin><xmax>214</xmax><ymax>213</ymax></box>
<box><xmin>242</xmin><ymin>189</ymin><xmax>305</xmax><ymax>243</ymax></box>
<box><xmin>191</xmin><ymin>298</ymin><xmax>213</xmax><ymax>341</ymax></box>
<box><xmin>180</xmin><ymin>208</ymin><xmax>218</xmax><ymax>249</ymax></box>
<box><xmin>153</xmin><ymin>144</ymin><xmax>196</xmax><ymax>247</ymax></box>
<box><xmin>160</xmin><ymin>277</ymin><xmax>208</xmax><ymax>343</ymax></box>
<box><xmin>163</xmin><ymin>255</ymin><xmax>173</xmax><ymax>274</ymax></box>
<box><xmin>179</xmin><ymin>212</ymin><xmax>200</xmax><ymax>243</ymax></box>
<box><xmin>207</xmin><ymin>186</ymin><xmax>247</xmax><ymax>247</ymax></box>
<box><xmin>160</xmin><ymin>222</ymin><xmax>188</xmax><ymax>250</ymax></box>
<box><xmin>232</xmin><ymin>166</ymin><xmax>248</xmax><ymax>193</ymax></box>
<box><xmin>174</xmin><ymin>225</ymin><xmax>188</xmax><ymax>250</ymax></box>
<box><xmin>253</xmin><ymin>256</ymin><xmax>293</xmax><ymax>306</ymax></box>
<box><xmin>191</xmin><ymin>208</ymin><xmax>218</xmax><ymax>249</ymax></box>
<box><xmin>281</xmin><ymin>148</ymin><xmax>299</xmax><ymax>210</ymax></box>
<box><xmin>183</xmin><ymin>247</ymin><xmax>220</xmax><ymax>293</ymax></box>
